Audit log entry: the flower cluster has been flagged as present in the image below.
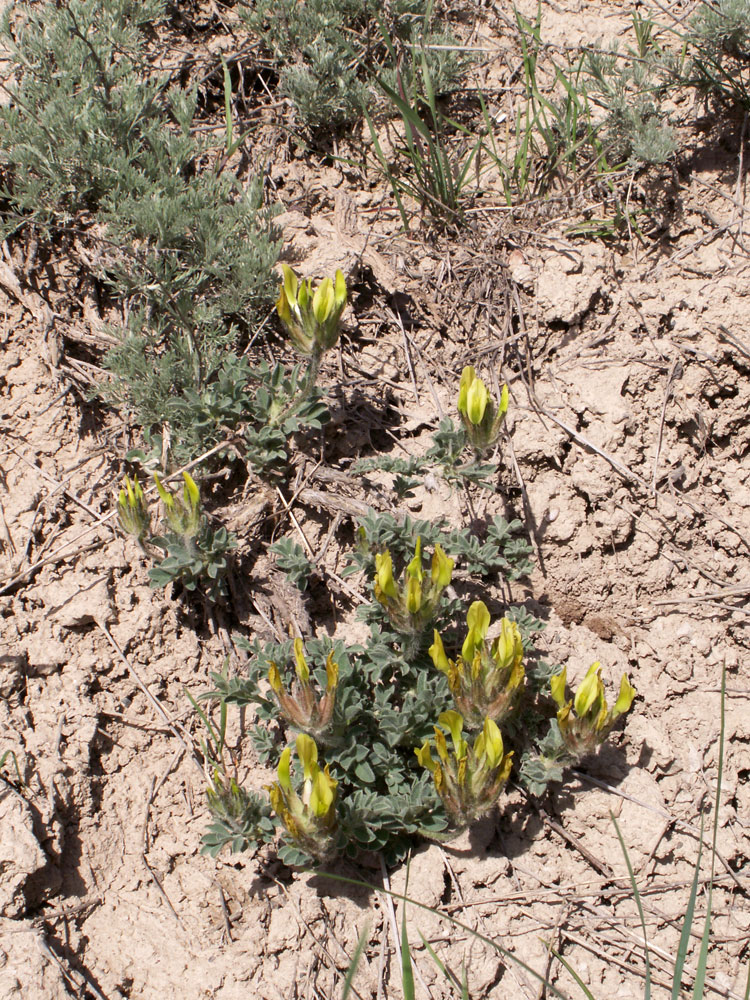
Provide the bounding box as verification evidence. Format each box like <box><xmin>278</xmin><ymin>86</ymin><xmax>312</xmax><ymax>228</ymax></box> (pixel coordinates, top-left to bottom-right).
<box><xmin>374</xmin><ymin>537</ymin><xmax>454</xmax><ymax>636</ymax></box>
<box><xmin>116</xmin><ymin>474</ymin><xmax>150</xmax><ymax>543</ymax></box>
<box><xmin>276</xmin><ymin>263</ymin><xmax>347</xmax><ymax>357</ymax></box>
<box><xmin>266</xmin><ymin>734</ymin><xmax>338</xmax><ymax>860</ymax></box>
<box><xmin>430</xmin><ymin>600</ymin><xmax>525</xmax><ymax>728</ymax></box>
<box><xmin>153</xmin><ymin>471</ymin><xmax>202</xmax><ymax>539</ymax></box>
<box><xmin>551</xmin><ymin>663</ymin><xmax>637</xmax><ymax>759</ymax></box>
<box><xmin>268</xmin><ymin>639</ymin><xmax>338</xmax><ymax>736</ymax></box>
<box><xmin>457</xmin><ymin>366</ymin><xmax>509</xmax><ymax>453</ymax></box>
<box><xmin>416</xmin><ymin>711</ymin><xmax>513</xmax><ymax>826</ymax></box>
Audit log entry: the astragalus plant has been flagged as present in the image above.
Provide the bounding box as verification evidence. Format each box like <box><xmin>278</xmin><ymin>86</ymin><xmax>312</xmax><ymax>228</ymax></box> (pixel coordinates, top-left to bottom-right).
<box><xmin>200</xmin><ymin>510</ymin><xmax>636</xmax><ymax>865</ymax></box>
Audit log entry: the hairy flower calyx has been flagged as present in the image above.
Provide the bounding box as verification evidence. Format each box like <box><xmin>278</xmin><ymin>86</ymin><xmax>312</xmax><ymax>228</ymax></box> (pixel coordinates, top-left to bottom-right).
<box><xmin>416</xmin><ymin>711</ymin><xmax>513</xmax><ymax>827</ymax></box>
<box><xmin>276</xmin><ymin>263</ymin><xmax>347</xmax><ymax>356</ymax></box>
<box><xmin>268</xmin><ymin>639</ymin><xmax>339</xmax><ymax>736</ymax></box>
<box><xmin>550</xmin><ymin>663</ymin><xmax>637</xmax><ymax>759</ymax></box>
<box><xmin>430</xmin><ymin>601</ymin><xmax>524</xmax><ymax>728</ymax></box>
<box><xmin>457</xmin><ymin>366</ymin><xmax>509</xmax><ymax>453</ymax></box>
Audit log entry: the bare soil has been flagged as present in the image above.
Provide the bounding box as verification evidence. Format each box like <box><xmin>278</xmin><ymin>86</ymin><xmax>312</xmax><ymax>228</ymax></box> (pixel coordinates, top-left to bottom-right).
<box><xmin>0</xmin><ymin>2</ymin><xmax>748</xmax><ymax>998</ymax></box>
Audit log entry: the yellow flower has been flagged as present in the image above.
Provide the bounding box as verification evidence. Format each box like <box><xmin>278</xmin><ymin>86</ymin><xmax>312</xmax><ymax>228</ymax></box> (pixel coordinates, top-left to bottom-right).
<box><xmin>266</xmin><ymin>734</ymin><xmax>338</xmax><ymax>859</ymax></box>
<box><xmin>456</xmin><ymin>366</ymin><xmax>509</xmax><ymax>453</ymax></box>
<box><xmin>431</xmin><ymin>603</ymin><xmax>525</xmax><ymax>728</ymax></box>
<box><xmin>276</xmin><ymin>264</ymin><xmax>347</xmax><ymax>356</ymax></box>
<box><xmin>116</xmin><ymin>475</ymin><xmax>150</xmax><ymax>541</ymax></box>
<box><xmin>371</xmin><ymin>539</ymin><xmax>453</xmax><ymax>637</ymax></box>
<box><xmin>551</xmin><ymin>664</ymin><xmax>637</xmax><ymax>759</ymax></box>
<box><xmin>416</xmin><ymin>712</ymin><xmax>514</xmax><ymax>827</ymax></box>
<box><xmin>267</xmin><ymin>641</ymin><xmax>339</xmax><ymax>735</ymax></box>
<box><xmin>153</xmin><ymin>472</ymin><xmax>202</xmax><ymax>537</ymax></box>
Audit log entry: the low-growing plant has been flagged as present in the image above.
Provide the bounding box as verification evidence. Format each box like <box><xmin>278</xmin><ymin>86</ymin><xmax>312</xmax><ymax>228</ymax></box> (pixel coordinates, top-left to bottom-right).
<box><xmin>354</xmin><ymin>416</ymin><xmax>499</xmax><ymax>494</ymax></box>
<box><xmin>335</xmin><ymin>674</ymin><xmax>739</xmax><ymax>1000</ymax></box>
<box><xmin>271</xmin><ymin>537</ymin><xmax>315</xmax><ymax>591</ymax></box>
<box><xmin>520</xmin><ymin>661</ymin><xmax>636</xmax><ymax>795</ymax></box>
<box><xmin>123</xmin><ymin>264</ymin><xmax>346</xmax><ymax>479</ymax></box>
<box><xmin>275</xmin><ymin>263</ymin><xmax>347</xmax><ymax>386</ymax></box>
<box><xmin>356</xmin><ymin>363</ymin><xmax>509</xmax><ymax>490</ymax></box>
<box><xmin>239</xmin><ymin>0</ymin><xmax>467</xmax><ymax>133</ymax></box>
<box><xmin>581</xmin><ymin>14</ymin><xmax>676</xmax><ymax>167</ymax></box>
<box><xmin>429</xmin><ymin>599</ymin><xmax>525</xmax><ymax>728</ymax></box>
<box><xmin>0</xmin><ymin>0</ymin><xmax>280</xmax><ymax>464</ymax></box>
<box><xmin>116</xmin><ymin>472</ymin><xmax>236</xmax><ymax>602</ymax></box>
<box><xmin>198</xmin><ymin>508</ymin><xmax>635</xmax><ymax>865</ymax></box>
<box><xmin>456</xmin><ymin>366</ymin><xmax>509</xmax><ymax>456</ymax></box>
<box><xmin>477</xmin><ymin>7</ymin><xmax>675</xmax><ymax>211</ymax></box>
<box><xmin>686</xmin><ymin>0</ymin><xmax>750</xmax><ymax>110</ymax></box>
<box><xmin>241</xmin><ymin>360</ymin><xmax>331</xmax><ymax>478</ymax></box>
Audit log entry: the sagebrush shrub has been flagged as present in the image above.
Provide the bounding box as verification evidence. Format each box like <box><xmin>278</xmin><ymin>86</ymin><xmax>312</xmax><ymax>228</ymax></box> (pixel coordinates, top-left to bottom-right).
<box><xmin>0</xmin><ymin>0</ymin><xmax>280</xmax><ymax>462</ymax></box>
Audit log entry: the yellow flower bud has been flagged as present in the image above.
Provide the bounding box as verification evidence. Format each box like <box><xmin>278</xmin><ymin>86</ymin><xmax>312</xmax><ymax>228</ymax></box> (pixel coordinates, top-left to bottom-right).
<box><xmin>313</xmin><ymin>277</ymin><xmax>334</xmax><ymax>324</ymax></box>
<box><xmin>293</xmin><ymin>637</ymin><xmax>310</xmax><ymax>683</ymax></box>
<box><xmin>406</xmin><ymin>537</ymin><xmax>424</xmax><ymax>583</ymax></box>
<box><xmin>429</xmin><ymin>630</ymin><xmax>451</xmax><ymax>673</ymax></box>
<box><xmin>268</xmin><ymin>661</ymin><xmax>283</xmax><ymax>695</ymax></box>
<box><xmin>466</xmin><ymin>377</ymin><xmax>489</xmax><ymax>426</ymax></box>
<box><xmin>474</xmin><ymin>718</ymin><xmax>504</xmax><ymax>769</ymax></box>
<box><xmin>309</xmin><ymin>766</ymin><xmax>337</xmax><ymax>818</ymax></box>
<box><xmin>334</xmin><ymin>269</ymin><xmax>347</xmax><ymax>309</ymax></box>
<box><xmin>405</xmin><ymin>574</ymin><xmax>422</xmax><ymax>615</ymax></box>
<box><xmin>461</xmin><ymin>600</ymin><xmax>490</xmax><ymax>661</ymax></box>
<box><xmin>296</xmin><ymin>733</ymin><xmax>318</xmax><ymax>781</ymax></box>
<box><xmin>498</xmin><ymin>383</ymin><xmax>509</xmax><ymax>418</ymax></box>
<box><xmin>457</xmin><ymin>366</ymin><xmax>476</xmax><ymax>417</ymax></box>
<box><xmin>415</xmin><ymin>741</ymin><xmax>438</xmax><ymax>773</ymax></box>
<box><xmin>282</xmin><ymin>262</ymin><xmax>298</xmax><ymax>304</ymax></box>
<box><xmin>375</xmin><ymin>551</ymin><xmax>398</xmax><ymax>601</ymax></box>
<box><xmin>550</xmin><ymin>667</ymin><xmax>567</xmax><ymax>709</ymax></box>
<box><xmin>439</xmin><ymin>710</ymin><xmax>467</xmax><ymax>757</ymax></box>
<box><xmin>491</xmin><ymin>619</ymin><xmax>523</xmax><ymax>671</ymax></box>
<box><xmin>614</xmin><ymin>674</ymin><xmax>637</xmax><ymax>716</ymax></box>
<box><xmin>574</xmin><ymin>663</ymin><xmax>603</xmax><ymax>718</ymax></box>
<box><xmin>325</xmin><ymin>651</ymin><xmax>339</xmax><ymax>691</ymax></box>
<box><xmin>153</xmin><ymin>473</ymin><xmax>174</xmax><ymax>510</ymax></box>
<box><xmin>277</xmin><ymin>746</ymin><xmax>292</xmax><ymax>792</ymax></box>
<box><xmin>430</xmin><ymin>544</ymin><xmax>454</xmax><ymax>589</ymax></box>
<box><xmin>182</xmin><ymin>471</ymin><xmax>200</xmax><ymax>511</ymax></box>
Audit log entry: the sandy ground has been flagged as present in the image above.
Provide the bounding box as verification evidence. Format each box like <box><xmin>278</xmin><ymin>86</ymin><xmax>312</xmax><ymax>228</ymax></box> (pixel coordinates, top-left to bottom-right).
<box><xmin>1</xmin><ymin>1</ymin><xmax>748</xmax><ymax>998</ymax></box>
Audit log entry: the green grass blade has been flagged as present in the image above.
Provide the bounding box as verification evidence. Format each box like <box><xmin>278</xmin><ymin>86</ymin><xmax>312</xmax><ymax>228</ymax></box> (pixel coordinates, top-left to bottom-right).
<box><xmin>692</xmin><ymin>664</ymin><xmax>726</xmax><ymax>999</ymax></box>
<box><xmin>418</xmin><ymin>930</ymin><xmax>466</xmax><ymax>997</ymax></box>
<box><xmin>341</xmin><ymin>922</ymin><xmax>370</xmax><ymax>1000</ymax></box>
<box><xmin>376</xmin><ymin>75</ymin><xmax>433</xmax><ymax>143</ymax></box>
<box><xmin>401</xmin><ymin>865</ymin><xmax>416</xmax><ymax>1000</ymax></box>
<box><xmin>612</xmin><ymin>814</ymin><xmax>652</xmax><ymax>1000</ymax></box>
<box><xmin>186</xmin><ymin>688</ymin><xmax>222</xmax><ymax>762</ymax></box>
<box><xmin>549</xmin><ymin>947</ymin><xmax>597</xmax><ymax>1000</ymax></box>
<box><xmin>0</xmin><ymin>749</ymin><xmax>23</xmax><ymax>786</ymax></box>
<box><xmin>671</xmin><ymin>816</ymin><xmax>704</xmax><ymax>1000</ymax></box>
<box><xmin>221</xmin><ymin>55</ymin><xmax>233</xmax><ymax>153</ymax></box>
<box><xmin>362</xmin><ymin>102</ymin><xmax>410</xmax><ymax>229</ymax></box>
<box><xmin>313</xmin><ymin>869</ymin><xmax>572</xmax><ymax>999</ymax></box>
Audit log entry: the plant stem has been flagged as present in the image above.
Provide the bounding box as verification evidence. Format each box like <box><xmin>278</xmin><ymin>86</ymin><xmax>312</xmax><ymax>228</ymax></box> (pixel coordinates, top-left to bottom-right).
<box><xmin>303</xmin><ymin>346</ymin><xmax>322</xmax><ymax>399</ymax></box>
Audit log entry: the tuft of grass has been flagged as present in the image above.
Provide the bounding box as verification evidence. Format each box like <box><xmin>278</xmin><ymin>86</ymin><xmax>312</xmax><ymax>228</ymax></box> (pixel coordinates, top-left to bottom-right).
<box><xmin>366</xmin><ymin>13</ymin><xmax>481</xmax><ymax>228</ymax></box>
